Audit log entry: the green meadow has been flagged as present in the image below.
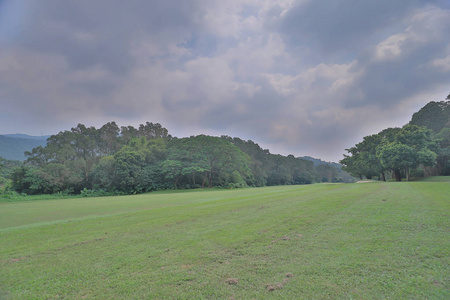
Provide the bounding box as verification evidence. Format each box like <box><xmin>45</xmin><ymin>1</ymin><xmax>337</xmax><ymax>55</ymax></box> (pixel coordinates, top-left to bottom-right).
<box><xmin>1</xmin><ymin>180</ymin><xmax>449</xmax><ymax>299</ymax></box>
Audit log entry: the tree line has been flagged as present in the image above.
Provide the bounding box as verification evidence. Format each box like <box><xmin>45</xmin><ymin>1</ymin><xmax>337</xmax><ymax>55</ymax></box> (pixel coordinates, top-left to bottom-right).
<box><xmin>2</xmin><ymin>122</ymin><xmax>353</xmax><ymax>195</ymax></box>
<box><xmin>340</xmin><ymin>97</ymin><xmax>450</xmax><ymax>181</ymax></box>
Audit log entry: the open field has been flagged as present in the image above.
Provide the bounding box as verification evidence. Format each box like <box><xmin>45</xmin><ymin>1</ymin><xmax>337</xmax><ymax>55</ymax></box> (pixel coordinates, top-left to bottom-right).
<box><xmin>1</xmin><ymin>181</ymin><xmax>449</xmax><ymax>299</ymax></box>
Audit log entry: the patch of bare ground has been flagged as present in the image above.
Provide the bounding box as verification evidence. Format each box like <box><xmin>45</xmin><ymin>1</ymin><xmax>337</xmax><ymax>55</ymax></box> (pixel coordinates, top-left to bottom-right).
<box><xmin>432</xmin><ymin>280</ymin><xmax>443</xmax><ymax>287</ymax></box>
<box><xmin>8</xmin><ymin>257</ymin><xmax>27</xmax><ymax>263</ymax></box>
<box><xmin>225</xmin><ymin>278</ymin><xmax>239</xmax><ymax>285</ymax></box>
<box><xmin>72</xmin><ymin>238</ymin><xmax>104</xmax><ymax>246</ymax></box>
<box><xmin>165</xmin><ymin>218</ymin><xmax>197</xmax><ymax>227</ymax></box>
<box><xmin>266</xmin><ymin>273</ymin><xmax>294</xmax><ymax>291</ymax></box>
<box><xmin>271</xmin><ymin>233</ymin><xmax>303</xmax><ymax>244</ymax></box>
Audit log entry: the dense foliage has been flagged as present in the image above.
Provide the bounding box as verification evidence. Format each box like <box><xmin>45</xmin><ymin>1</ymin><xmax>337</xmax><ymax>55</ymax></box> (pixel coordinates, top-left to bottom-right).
<box><xmin>341</xmin><ymin>99</ymin><xmax>450</xmax><ymax>181</ymax></box>
<box><xmin>3</xmin><ymin>122</ymin><xmax>353</xmax><ymax>195</ymax></box>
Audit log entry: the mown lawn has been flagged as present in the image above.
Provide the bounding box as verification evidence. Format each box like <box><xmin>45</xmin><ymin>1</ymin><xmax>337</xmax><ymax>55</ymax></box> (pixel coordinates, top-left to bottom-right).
<box><xmin>1</xmin><ymin>181</ymin><xmax>449</xmax><ymax>299</ymax></box>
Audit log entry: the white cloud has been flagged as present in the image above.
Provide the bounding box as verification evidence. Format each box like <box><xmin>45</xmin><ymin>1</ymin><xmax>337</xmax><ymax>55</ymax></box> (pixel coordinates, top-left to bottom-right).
<box><xmin>431</xmin><ymin>54</ymin><xmax>450</xmax><ymax>72</ymax></box>
<box><xmin>374</xmin><ymin>34</ymin><xmax>407</xmax><ymax>61</ymax></box>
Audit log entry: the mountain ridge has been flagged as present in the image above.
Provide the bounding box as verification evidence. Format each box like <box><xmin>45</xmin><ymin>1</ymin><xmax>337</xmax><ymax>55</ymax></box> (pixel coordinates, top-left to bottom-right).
<box><xmin>0</xmin><ymin>135</ymin><xmax>48</xmax><ymax>161</ymax></box>
<box><xmin>3</xmin><ymin>134</ymin><xmax>51</xmax><ymax>140</ymax></box>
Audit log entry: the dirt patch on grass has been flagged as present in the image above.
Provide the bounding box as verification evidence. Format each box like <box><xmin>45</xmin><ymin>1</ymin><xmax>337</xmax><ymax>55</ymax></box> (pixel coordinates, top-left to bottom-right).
<box><xmin>271</xmin><ymin>233</ymin><xmax>304</xmax><ymax>244</ymax></box>
<box><xmin>225</xmin><ymin>278</ymin><xmax>239</xmax><ymax>285</ymax></box>
<box><xmin>432</xmin><ymin>280</ymin><xmax>443</xmax><ymax>287</ymax></box>
<box><xmin>73</xmin><ymin>238</ymin><xmax>104</xmax><ymax>247</ymax></box>
<box><xmin>271</xmin><ymin>236</ymin><xmax>290</xmax><ymax>243</ymax></box>
<box><xmin>8</xmin><ymin>257</ymin><xmax>27</xmax><ymax>263</ymax></box>
<box><xmin>181</xmin><ymin>264</ymin><xmax>193</xmax><ymax>269</ymax></box>
<box><xmin>266</xmin><ymin>273</ymin><xmax>294</xmax><ymax>292</ymax></box>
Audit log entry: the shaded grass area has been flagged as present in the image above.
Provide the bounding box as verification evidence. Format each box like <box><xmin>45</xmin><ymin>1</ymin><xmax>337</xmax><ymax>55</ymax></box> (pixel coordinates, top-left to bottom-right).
<box><xmin>0</xmin><ymin>183</ymin><xmax>449</xmax><ymax>299</ymax></box>
<box><xmin>411</xmin><ymin>176</ymin><xmax>450</xmax><ymax>182</ymax></box>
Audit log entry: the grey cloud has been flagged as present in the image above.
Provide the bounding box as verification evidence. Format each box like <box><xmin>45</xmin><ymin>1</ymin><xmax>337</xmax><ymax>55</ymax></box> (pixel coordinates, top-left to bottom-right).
<box><xmin>1</xmin><ymin>1</ymin><xmax>450</xmax><ymax>162</ymax></box>
<box><xmin>198</xmin><ymin>77</ymin><xmax>286</xmax><ymax>132</ymax></box>
<box><xmin>344</xmin><ymin>7</ymin><xmax>450</xmax><ymax>108</ymax></box>
<box><xmin>278</xmin><ymin>0</ymin><xmax>444</xmax><ymax>64</ymax></box>
<box><xmin>15</xmin><ymin>0</ymin><xmax>199</xmax><ymax>73</ymax></box>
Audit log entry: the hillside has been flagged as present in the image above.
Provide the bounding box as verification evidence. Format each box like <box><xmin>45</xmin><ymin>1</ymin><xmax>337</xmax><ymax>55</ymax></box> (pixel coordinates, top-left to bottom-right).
<box><xmin>409</xmin><ymin>100</ymin><xmax>450</xmax><ymax>133</ymax></box>
<box><xmin>0</xmin><ymin>135</ymin><xmax>48</xmax><ymax>161</ymax></box>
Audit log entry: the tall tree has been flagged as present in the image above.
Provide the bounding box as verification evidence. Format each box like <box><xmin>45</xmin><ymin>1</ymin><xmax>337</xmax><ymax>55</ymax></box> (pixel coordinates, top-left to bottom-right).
<box><xmin>98</xmin><ymin>121</ymin><xmax>121</xmax><ymax>156</ymax></box>
<box><xmin>138</xmin><ymin>122</ymin><xmax>171</xmax><ymax>140</ymax></box>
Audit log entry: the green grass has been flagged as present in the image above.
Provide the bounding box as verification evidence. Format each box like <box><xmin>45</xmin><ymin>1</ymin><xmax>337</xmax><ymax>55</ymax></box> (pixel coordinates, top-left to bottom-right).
<box><xmin>411</xmin><ymin>176</ymin><xmax>450</xmax><ymax>182</ymax></box>
<box><xmin>1</xmin><ymin>182</ymin><xmax>449</xmax><ymax>299</ymax></box>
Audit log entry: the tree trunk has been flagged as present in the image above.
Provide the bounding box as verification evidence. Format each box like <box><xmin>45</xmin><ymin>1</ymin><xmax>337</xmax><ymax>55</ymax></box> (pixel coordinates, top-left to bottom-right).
<box><xmin>84</xmin><ymin>167</ymin><xmax>90</xmax><ymax>188</ymax></box>
<box><xmin>208</xmin><ymin>172</ymin><xmax>213</xmax><ymax>188</ymax></box>
<box><xmin>394</xmin><ymin>169</ymin><xmax>401</xmax><ymax>182</ymax></box>
<box><xmin>405</xmin><ymin>168</ymin><xmax>410</xmax><ymax>181</ymax></box>
<box><xmin>201</xmin><ymin>177</ymin><xmax>206</xmax><ymax>189</ymax></box>
<box><xmin>381</xmin><ymin>172</ymin><xmax>386</xmax><ymax>182</ymax></box>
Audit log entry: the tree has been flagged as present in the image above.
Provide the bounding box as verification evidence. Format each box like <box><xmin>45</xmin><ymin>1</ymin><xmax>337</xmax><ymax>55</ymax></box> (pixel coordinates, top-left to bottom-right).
<box><xmin>293</xmin><ymin>171</ymin><xmax>313</xmax><ymax>184</ymax></box>
<box><xmin>113</xmin><ymin>149</ymin><xmax>145</xmax><ymax>193</ymax></box>
<box><xmin>223</xmin><ymin>136</ymin><xmax>272</xmax><ymax>186</ymax></box>
<box><xmin>160</xmin><ymin>159</ymin><xmax>183</xmax><ymax>189</ymax></box>
<box><xmin>91</xmin><ymin>156</ymin><xmax>115</xmax><ymax>190</ymax></box>
<box><xmin>119</xmin><ymin>125</ymin><xmax>139</xmax><ymax>146</ymax></box>
<box><xmin>175</xmin><ymin>135</ymin><xmax>251</xmax><ymax>188</ymax></box>
<box><xmin>409</xmin><ymin>101</ymin><xmax>449</xmax><ymax>133</ymax></box>
<box><xmin>163</xmin><ymin>139</ymin><xmax>207</xmax><ymax>187</ymax></box>
<box><xmin>138</xmin><ymin>122</ymin><xmax>171</xmax><ymax>140</ymax></box>
<box><xmin>341</xmin><ymin>133</ymin><xmax>387</xmax><ymax>180</ymax></box>
<box><xmin>409</xmin><ymin>98</ymin><xmax>449</xmax><ymax>176</ymax></box>
<box><xmin>98</xmin><ymin>122</ymin><xmax>121</xmax><ymax>156</ymax></box>
<box><xmin>377</xmin><ymin>142</ymin><xmax>416</xmax><ymax>181</ymax></box>
<box><xmin>377</xmin><ymin>125</ymin><xmax>438</xmax><ymax>181</ymax></box>
<box><xmin>112</xmin><ymin>137</ymin><xmax>167</xmax><ymax>193</ymax></box>
<box><xmin>432</xmin><ymin>127</ymin><xmax>450</xmax><ymax>175</ymax></box>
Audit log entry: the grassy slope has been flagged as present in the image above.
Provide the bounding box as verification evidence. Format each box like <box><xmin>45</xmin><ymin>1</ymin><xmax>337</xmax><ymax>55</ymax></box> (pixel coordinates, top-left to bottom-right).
<box><xmin>0</xmin><ymin>183</ymin><xmax>448</xmax><ymax>299</ymax></box>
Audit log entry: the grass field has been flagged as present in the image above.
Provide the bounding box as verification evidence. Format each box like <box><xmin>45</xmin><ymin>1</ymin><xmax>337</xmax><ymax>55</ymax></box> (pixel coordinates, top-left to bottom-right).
<box><xmin>1</xmin><ymin>180</ymin><xmax>449</xmax><ymax>299</ymax></box>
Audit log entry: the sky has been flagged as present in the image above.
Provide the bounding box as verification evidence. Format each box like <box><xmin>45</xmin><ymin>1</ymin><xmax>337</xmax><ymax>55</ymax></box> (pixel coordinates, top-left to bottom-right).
<box><xmin>0</xmin><ymin>0</ymin><xmax>449</xmax><ymax>162</ymax></box>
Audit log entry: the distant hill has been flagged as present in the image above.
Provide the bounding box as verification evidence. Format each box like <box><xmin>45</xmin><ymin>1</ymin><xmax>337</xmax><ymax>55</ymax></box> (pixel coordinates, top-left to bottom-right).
<box><xmin>0</xmin><ymin>135</ymin><xmax>49</xmax><ymax>161</ymax></box>
<box><xmin>299</xmin><ymin>156</ymin><xmax>342</xmax><ymax>168</ymax></box>
<box><xmin>4</xmin><ymin>134</ymin><xmax>51</xmax><ymax>140</ymax></box>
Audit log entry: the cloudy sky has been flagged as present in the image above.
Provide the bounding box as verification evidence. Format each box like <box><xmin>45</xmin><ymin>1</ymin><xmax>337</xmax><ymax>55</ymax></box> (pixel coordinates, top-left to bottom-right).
<box><xmin>1</xmin><ymin>0</ymin><xmax>449</xmax><ymax>162</ymax></box>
